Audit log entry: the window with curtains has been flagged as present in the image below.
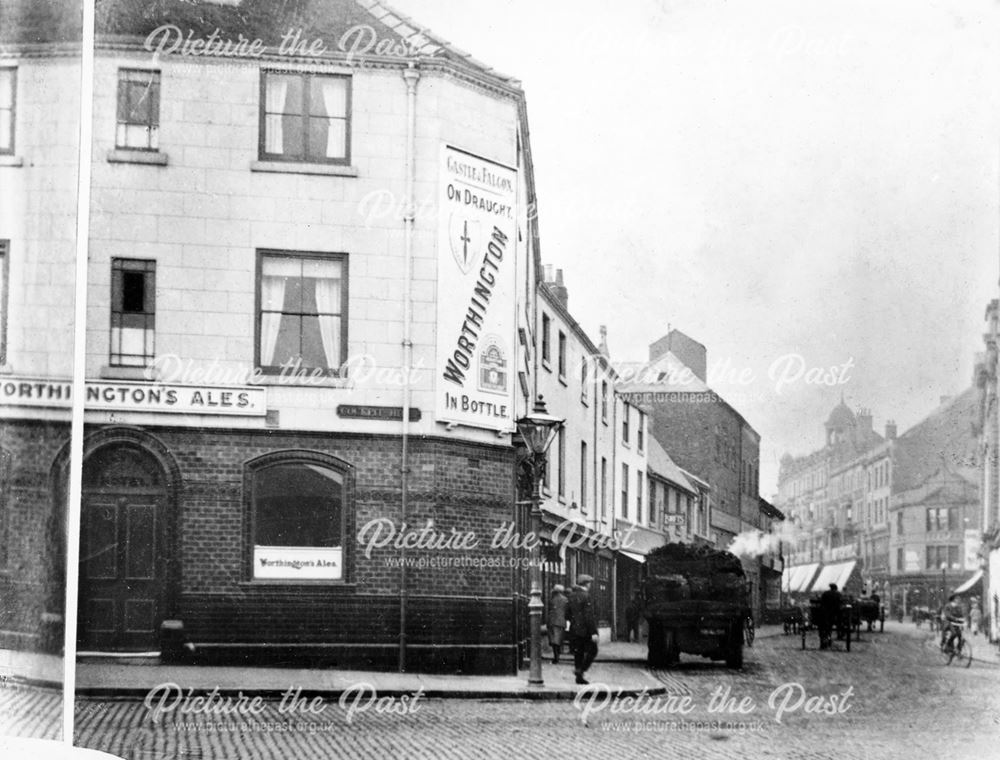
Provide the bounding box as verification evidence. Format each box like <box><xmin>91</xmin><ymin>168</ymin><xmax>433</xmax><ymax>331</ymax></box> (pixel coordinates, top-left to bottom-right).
<box><xmin>260</xmin><ymin>71</ymin><xmax>350</xmax><ymax>164</ymax></box>
<box><xmin>0</xmin><ymin>68</ymin><xmax>14</xmax><ymax>154</ymax></box>
<box><xmin>257</xmin><ymin>251</ymin><xmax>347</xmax><ymax>375</ymax></box>
<box><xmin>110</xmin><ymin>259</ymin><xmax>155</xmax><ymax>367</ymax></box>
<box><xmin>116</xmin><ymin>69</ymin><xmax>160</xmax><ymax>150</ymax></box>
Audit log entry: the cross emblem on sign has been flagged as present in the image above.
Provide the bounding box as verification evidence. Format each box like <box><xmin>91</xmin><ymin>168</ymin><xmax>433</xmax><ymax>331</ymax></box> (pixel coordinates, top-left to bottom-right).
<box><xmin>449</xmin><ymin>214</ymin><xmax>480</xmax><ymax>274</ymax></box>
<box><xmin>461</xmin><ymin>220</ymin><xmax>471</xmax><ymax>262</ymax></box>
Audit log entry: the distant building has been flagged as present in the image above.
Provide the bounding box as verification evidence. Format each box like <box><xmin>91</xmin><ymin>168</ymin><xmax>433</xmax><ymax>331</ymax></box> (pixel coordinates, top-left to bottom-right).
<box><xmin>615</xmin><ymin>329</ymin><xmax>772</xmax><ymax>620</ymax></box>
<box><xmin>777</xmin><ymin>392</ymin><xmax>981</xmax><ymax>614</ymax></box>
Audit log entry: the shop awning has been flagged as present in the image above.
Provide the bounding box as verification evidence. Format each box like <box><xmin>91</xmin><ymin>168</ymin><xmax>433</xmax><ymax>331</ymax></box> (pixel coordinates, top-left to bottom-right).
<box><xmin>620</xmin><ymin>550</ymin><xmax>646</xmax><ymax>564</ymax></box>
<box><xmin>953</xmin><ymin>569</ymin><xmax>983</xmax><ymax>595</ymax></box>
<box><xmin>783</xmin><ymin>563</ymin><xmax>820</xmax><ymax>593</ymax></box>
<box><xmin>810</xmin><ymin>560</ymin><xmax>857</xmax><ymax>594</ymax></box>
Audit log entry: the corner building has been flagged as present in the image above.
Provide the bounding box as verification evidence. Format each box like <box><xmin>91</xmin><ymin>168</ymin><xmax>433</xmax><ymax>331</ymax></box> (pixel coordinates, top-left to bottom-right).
<box><xmin>0</xmin><ymin>1</ymin><xmax>82</xmax><ymax>655</ymax></box>
<box><xmin>66</xmin><ymin>0</ymin><xmax>541</xmax><ymax>673</ymax></box>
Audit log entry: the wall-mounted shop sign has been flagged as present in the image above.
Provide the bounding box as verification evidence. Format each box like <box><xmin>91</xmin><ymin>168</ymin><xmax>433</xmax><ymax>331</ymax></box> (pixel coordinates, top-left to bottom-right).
<box><xmin>253</xmin><ymin>546</ymin><xmax>343</xmax><ymax>581</ymax></box>
<box><xmin>0</xmin><ymin>377</ymin><xmax>266</xmax><ymax>416</ymax></box>
<box><xmin>436</xmin><ymin>144</ymin><xmax>518</xmax><ymax>432</ymax></box>
<box><xmin>337</xmin><ymin>404</ymin><xmax>421</xmax><ymax>421</ymax></box>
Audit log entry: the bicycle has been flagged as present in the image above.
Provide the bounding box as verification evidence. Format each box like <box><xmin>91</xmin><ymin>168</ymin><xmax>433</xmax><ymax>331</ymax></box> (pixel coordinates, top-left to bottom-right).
<box><xmin>940</xmin><ymin>622</ymin><xmax>972</xmax><ymax>667</ymax></box>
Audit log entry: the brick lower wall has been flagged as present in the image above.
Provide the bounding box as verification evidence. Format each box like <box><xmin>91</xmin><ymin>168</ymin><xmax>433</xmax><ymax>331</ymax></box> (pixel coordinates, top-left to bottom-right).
<box><xmin>0</xmin><ymin>419</ymin><xmax>68</xmax><ymax>653</ymax></box>
<box><xmin>81</xmin><ymin>424</ymin><xmax>520</xmax><ymax>674</ymax></box>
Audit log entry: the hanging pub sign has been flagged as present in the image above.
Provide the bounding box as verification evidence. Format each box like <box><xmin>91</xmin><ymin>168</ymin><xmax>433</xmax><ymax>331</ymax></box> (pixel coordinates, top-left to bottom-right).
<box><xmin>435</xmin><ymin>145</ymin><xmax>518</xmax><ymax>432</ymax></box>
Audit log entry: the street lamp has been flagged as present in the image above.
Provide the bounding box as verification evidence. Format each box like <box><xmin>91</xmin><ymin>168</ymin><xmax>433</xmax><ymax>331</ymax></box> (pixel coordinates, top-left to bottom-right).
<box><xmin>941</xmin><ymin>562</ymin><xmax>947</xmax><ymax>605</ymax></box>
<box><xmin>516</xmin><ymin>394</ymin><xmax>564</xmax><ymax>686</ymax></box>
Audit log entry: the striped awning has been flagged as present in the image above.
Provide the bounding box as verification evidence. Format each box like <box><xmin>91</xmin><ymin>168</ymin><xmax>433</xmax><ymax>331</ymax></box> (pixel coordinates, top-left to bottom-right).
<box><xmin>810</xmin><ymin>560</ymin><xmax>857</xmax><ymax>594</ymax></box>
<box><xmin>783</xmin><ymin>563</ymin><xmax>820</xmax><ymax>593</ymax></box>
<box><xmin>953</xmin><ymin>569</ymin><xmax>983</xmax><ymax>595</ymax></box>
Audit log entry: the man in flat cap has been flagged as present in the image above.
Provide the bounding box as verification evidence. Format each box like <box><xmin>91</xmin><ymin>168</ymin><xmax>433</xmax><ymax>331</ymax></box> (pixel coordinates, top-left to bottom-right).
<box><xmin>566</xmin><ymin>574</ymin><xmax>599</xmax><ymax>684</ymax></box>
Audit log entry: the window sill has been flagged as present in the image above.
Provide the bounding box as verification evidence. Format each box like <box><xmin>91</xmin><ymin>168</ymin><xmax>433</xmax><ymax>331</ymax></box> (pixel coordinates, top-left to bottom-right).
<box><xmin>100</xmin><ymin>365</ymin><xmax>156</xmax><ymax>380</ymax></box>
<box><xmin>241</xmin><ymin>580</ymin><xmax>358</xmax><ymax>588</ymax></box>
<box><xmin>256</xmin><ymin>374</ymin><xmax>352</xmax><ymax>388</ymax></box>
<box><xmin>0</xmin><ymin>155</ymin><xmax>23</xmax><ymax>167</ymax></box>
<box><xmin>251</xmin><ymin>160</ymin><xmax>358</xmax><ymax>177</ymax></box>
<box><xmin>541</xmin><ymin>360</ymin><xmax>551</xmax><ymax>373</ymax></box>
<box><xmin>107</xmin><ymin>149</ymin><xmax>168</xmax><ymax>166</ymax></box>
<box><xmin>558</xmin><ymin>375</ymin><xmax>567</xmax><ymax>387</ymax></box>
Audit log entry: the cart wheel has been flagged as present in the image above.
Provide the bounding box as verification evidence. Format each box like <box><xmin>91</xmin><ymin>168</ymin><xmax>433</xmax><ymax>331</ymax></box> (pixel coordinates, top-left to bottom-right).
<box><xmin>957</xmin><ymin>639</ymin><xmax>972</xmax><ymax>668</ymax></box>
<box><xmin>647</xmin><ymin>621</ymin><xmax>666</xmax><ymax>668</ymax></box>
<box><xmin>726</xmin><ymin>632</ymin><xmax>743</xmax><ymax>669</ymax></box>
<box><xmin>744</xmin><ymin>616</ymin><xmax>755</xmax><ymax>647</ymax></box>
<box><xmin>664</xmin><ymin>627</ymin><xmax>680</xmax><ymax>666</ymax></box>
<box><xmin>941</xmin><ymin>641</ymin><xmax>954</xmax><ymax>666</ymax></box>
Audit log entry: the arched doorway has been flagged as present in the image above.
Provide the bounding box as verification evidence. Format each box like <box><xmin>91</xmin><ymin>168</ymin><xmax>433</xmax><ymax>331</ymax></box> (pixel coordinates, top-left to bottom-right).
<box><xmin>78</xmin><ymin>443</ymin><xmax>168</xmax><ymax>651</ymax></box>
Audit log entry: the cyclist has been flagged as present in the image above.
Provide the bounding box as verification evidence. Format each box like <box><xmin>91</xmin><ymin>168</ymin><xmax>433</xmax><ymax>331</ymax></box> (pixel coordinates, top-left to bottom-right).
<box><xmin>941</xmin><ymin>594</ymin><xmax>965</xmax><ymax>653</ymax></box>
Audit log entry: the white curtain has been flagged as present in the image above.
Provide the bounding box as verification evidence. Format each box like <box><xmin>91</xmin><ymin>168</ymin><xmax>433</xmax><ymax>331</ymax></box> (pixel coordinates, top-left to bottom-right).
<box><xmin>320</xmin><ymin>79</ymin><xmax>346</xmax><ymax>158</ymax></box>
<box><xmin>265</xmin><ymin>77</ymin><xmax>288</xmax><ymax>155</ymax></box>
<box><xmin>308</xmin><ymin>258</ymin><xmax>341</xmax><ymax>369</ymax></box>
<box><xmin>261</xmin><ymin>257</ymin><xmax>298</xmax><ymax>365</ymax></box>
<box><xmin>0</xmin><ymin>70</ymin><xmax>12</xmax><ymax>151</ymax></box>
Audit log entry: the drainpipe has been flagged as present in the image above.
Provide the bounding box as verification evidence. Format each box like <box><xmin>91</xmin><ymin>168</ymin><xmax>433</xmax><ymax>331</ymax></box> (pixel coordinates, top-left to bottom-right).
<box><xmin>399</xmin><ymin>62</ymin><xmax>420</xmax><ymax>673</ymax></box>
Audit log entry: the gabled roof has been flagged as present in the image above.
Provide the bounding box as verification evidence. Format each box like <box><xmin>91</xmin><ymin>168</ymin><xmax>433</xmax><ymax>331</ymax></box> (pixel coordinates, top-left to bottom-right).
<box><xmin>83</xmin><ymin>0</ymin><xmax>519</xmax><ymax>85</ymax></box>
<box><xmin>646</xmin><ymin>437</ymin><xmax>696</xmax><ymax>495</ymax></box>
<box><xmin>614</xmin><ymin>350</ymin><xmax>710</xmax><ymax>394</ymax></box>
<box><xmin>892</xmin><ymin>387</ymin><xmax>980</xmax><ymax>493</ymax></box>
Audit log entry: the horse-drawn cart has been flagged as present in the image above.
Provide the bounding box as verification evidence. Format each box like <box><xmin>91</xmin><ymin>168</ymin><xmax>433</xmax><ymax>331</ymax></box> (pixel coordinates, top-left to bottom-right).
<box><xmin>800</xmin><ymin>597</ymin><xmax>854</xmax><ymax>651</ymax></box>
<box><xmin>854</xmin><ymin>595</ymin><xmax>885</xmax><ymax>633</ymax></box>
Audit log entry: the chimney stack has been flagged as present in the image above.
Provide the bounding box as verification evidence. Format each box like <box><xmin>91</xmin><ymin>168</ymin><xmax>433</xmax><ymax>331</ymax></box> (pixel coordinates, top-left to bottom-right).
<box><xmin>598</xmin><ymin>325</ymin><xmax>610</xmax><ymax>358</ymax></box>
<box><xmin>885</xmin><ymin>420</ymin><xmax>897</xmax><ymax>440</ymax></box>
<box><xmin>857</xmin><ymin>407</ymin><xmax>873</xmax><ymax>431</ymax></box>
<box><xmin>544</xmin><ymin>266</ymin><xmax>568</xmax><ymax>309</ymax></box>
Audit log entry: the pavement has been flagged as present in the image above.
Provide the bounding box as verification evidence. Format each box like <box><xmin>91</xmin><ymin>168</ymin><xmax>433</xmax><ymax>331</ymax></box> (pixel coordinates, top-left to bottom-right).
<box><xmin>3</xmin><ymin>624</ymin><xmax>787</xmax><ymax>701</ymax></box>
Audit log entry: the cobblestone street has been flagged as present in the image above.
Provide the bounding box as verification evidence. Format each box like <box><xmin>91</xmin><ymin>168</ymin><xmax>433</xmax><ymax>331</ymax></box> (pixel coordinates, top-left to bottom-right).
<box><xmin>61</xmin><ymin>623</ymin><xmax>1000</xmax><ymax>760</ymax></box>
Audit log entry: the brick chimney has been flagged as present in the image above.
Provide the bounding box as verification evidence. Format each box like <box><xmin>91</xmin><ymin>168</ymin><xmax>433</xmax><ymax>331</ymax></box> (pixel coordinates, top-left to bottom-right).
<box><xmin>857</xmin><ymin>407</ymin><xmax>873</xmax><ymax>431</ymax></box>
<box><xmin>544</xmin><ymin>267</ymin><xmax>568</xmax><ymax>309</ymax></box>
<box><xmin>885</xmin><ymin>420</ymin><xmax>897</xmax><ymax>440</ymax></box>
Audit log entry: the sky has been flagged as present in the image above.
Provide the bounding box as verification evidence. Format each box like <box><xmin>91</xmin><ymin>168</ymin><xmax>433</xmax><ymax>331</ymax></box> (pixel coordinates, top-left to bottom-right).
<box><xmin>393</xmin><ymin>0</ymin><xmax>1000</xmax><ymax>495</ymax></box>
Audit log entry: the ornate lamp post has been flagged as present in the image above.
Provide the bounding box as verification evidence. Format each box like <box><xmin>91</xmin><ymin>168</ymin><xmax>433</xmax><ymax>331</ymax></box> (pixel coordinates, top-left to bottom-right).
<box><xmin>516</xmin><ymin>395</ymin><xmax>564</xmax><ymax>686</ymax></box>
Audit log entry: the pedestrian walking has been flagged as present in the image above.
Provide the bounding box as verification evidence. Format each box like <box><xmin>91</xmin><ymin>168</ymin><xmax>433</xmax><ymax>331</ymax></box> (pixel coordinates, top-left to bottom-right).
<box><xmin>625</xmin><ymin>590</ymin><xmax>642</xmax><ymax>643</ymax></box>
<box><xmin>818</xmin><ymin>583</ymin><xmax>842</xmax><ymax>649</ymax></box>
<box><xmin>970</xmin><ymin>597</ymin><xmax>982</xmax><ymax>637</ymax></box>
<box><xmin>566</xmin><ymin>574</ymin><xmax>599</xmax><ymax>685</ymax></box>
<box><xmin>547</xmin><ymin>584</ymin><xmax>568</xmax><ymax>663</ymax></box>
